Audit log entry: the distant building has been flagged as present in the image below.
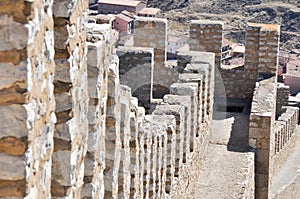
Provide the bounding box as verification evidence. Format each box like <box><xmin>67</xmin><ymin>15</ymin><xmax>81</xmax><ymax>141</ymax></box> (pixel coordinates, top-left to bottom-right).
<box><xmin>286</xmin><ymin>59</ymin><xmax>300</xmax><ymax>75</ymax></box>
<box><xmin>221</xmin><ymin>38</ymin><xmax>234</xmax><ymax>60</ymax></box>
<box><xmin>285</xmin><ymin>59</ymin><xmax>300</xmax><ymax>94</ymax></box>
<box><xmin>278</xmin><ymin>51</ymin><xmax>290</xmax><ymax>69</ymax></box>
<box><xmin>98</xmin><ymin>0</ymin><xmax>145</xmax><ymax>15</ymax></box>
<box><xmin>167</xmin><ymin>36</ymin><xmax>186</xmax><ymax>53</ymax></box>
<box><xmin>231</xmin><ymin>44</ymin><xmax>245</xmax><ymax>58</ymax></box>
<box><xmin>113</xmin><ymin>11</ymin><xmax>135</xmax><ymax>34</ymax></box>
<box><xmin>167</xmin><ymin>36</ymin><xmax>187</xmax><ymax>59</ymax></box>
<box><xmin>138</xmin><ymin>7</ymin><xmax>161</xmax><ymax>17</ymax></box>
<box><xmin>221</xmin><ymin>38</ymin><xmax>245</xmax><ymax>66</ymax></box>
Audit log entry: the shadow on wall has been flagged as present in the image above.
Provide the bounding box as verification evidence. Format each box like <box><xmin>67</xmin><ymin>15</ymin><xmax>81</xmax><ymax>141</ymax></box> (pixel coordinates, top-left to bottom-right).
<box><xmin>226</xmin><ymin>113</ymin><xmax>251</xmax><ymax>153</ymax></box>
<box><xmin>152</xmin><ymin>84</ymin><xmax>170</xmax><ymax>99</ymax></box>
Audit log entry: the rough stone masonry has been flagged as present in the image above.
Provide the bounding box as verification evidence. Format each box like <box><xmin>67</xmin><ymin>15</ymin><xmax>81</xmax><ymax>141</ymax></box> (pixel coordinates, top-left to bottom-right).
<box><xmin>0</xmin><ymin>1</ymin><xmax>299</xmax><ymax>199</ymax></box>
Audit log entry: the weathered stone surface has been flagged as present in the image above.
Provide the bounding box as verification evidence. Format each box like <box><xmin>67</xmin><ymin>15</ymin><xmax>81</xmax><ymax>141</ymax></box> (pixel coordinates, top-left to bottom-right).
<box><xmin>0</xmin><ymin>105</ymin><xmax>27</xmax><ymax>139</ymax></box>
<box><xmin>55</xmin><ymin>92</ymin><xmax>72</xmax><ymax>112</ymax></box>
<box><xmin>53</xmin><ymin>0</ymin><xmax>77</xmax><ymax>18</ymax></box>
<box><xmin>54</xmin><ymin>59</ymin><xmax>71</xmax><ymax>83</ymax></box>
<box><xmin>0</xmin><ymin>62</ymin><xmax>27</xmax><ymax>89</ymax></box>
<box><xmin>0</xmin><ymin>153</ymin><xmax>25</xmax><ymax>180</ymax></box>
<box><xmin>52</xmin><ymin>151</ymin><xmax>72</xmax><ymax>186</ymax></box>
<box><xmin>133</xmin><ymin>17</ymin><xmax>168</xmax><ymax>97</ymax></box>
<box><xmin>0</xmin><ymin>2</ymin><xmax>296</xmax><ymax>198</ymax></box>
<box><xmin>0</xmin><ymin>179</ymin><xmax>26</xmax><ymax>197</ymax></box>
<box><xmin>117</xmin><ymin>46</ymin><xmax>154</xmax><ymax>108</ymax></box>
<box><xmin>0</xmin><ymin>137</ymin><xmax>26</xmax><ymax>156</ymax></box>
<box><xmin>0</xmin><ymin>15</ymin><xmax>28</xmax><ymax>51</ymax></box>
<box><xmin>0</xmin><ymin>0</ymin><xmax>30</xmax><ymax>24</ymax></box>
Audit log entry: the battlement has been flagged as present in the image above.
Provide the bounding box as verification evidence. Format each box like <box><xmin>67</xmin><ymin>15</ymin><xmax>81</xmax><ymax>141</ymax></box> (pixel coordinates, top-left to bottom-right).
<box><xmin>0</xmin><ymin>1</ymin><xmax>299</xmax><ymax>199</ymax></box>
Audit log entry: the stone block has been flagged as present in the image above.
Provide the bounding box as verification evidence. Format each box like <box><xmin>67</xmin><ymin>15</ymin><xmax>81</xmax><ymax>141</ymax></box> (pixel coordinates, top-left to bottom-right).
<box><xmin>0</xmin><ymin>62</ymin><xmax>27</xmax><ymax>90</ymax></box>
<box><xmin>0</xmin><ymin>136</ymin><xmax>26</xmax><ymax>156</ymax></box>
<box><xmin>0</xmin><ymin>15</ymin><xmax>28</xmax><ymax>51</ymax></box>
<box><xmin>55</xmin><ymin>92</ymin><xmax>72</xmax><ymax>112</ymax></box>
<box><xmin>0</xmin><ymin>179</ymin><xmax>26</xmax><ymax>197</ymax></box>
<box><xmin>0</xmin><ymin>153</ymin><xmax>25</xmax><ymax>180</ymax></box>
<box><xmin>52</xmin><ymin>151</ymin><xmax>72</xmax><ymax>186</ymax></box>
<box><xmin>0</xmin><ymin>105</ymin><xmax>27</xmax><ymax>139</ymax></box>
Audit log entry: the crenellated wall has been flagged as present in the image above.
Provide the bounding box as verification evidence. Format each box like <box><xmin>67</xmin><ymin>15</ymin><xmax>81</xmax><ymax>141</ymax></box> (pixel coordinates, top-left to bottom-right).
<box><xmin>276</xmin><ymin>84</ymin><xmax>290</xmax><ymax>118</ymax></box>
<box><xmin>117</xmin><ymin>46</ymin><xmax>154</xmax><ymax>109</ymax></box>
<box><xmin>190</xmin><ymin>20</ymin><xmax>280</xmax><ymax>102</ymax></box>
<box><xmin>249</xmin><ymin>77</ymin><xmax>278</xmax><ymax>199</ymax></box>
<box><xmin>272</xmin><ymin>106</ymin><xmax>299</xmax><ymax>176</ymax></box>
<box><xmin>133</xmin><ymin>17</ymin><xmax>175</xmax><ymax>98</ymax></box>
<box><xmin>1</xmin><ymin>1</ymin><xmax>299</xmax><ymax>198</ymax></box>
<box><xmin>52</xmin><ymin>0</ymin><xmax>90</xmax><ymax>198</ymax></box>
<box><xmin>249</xmin><ymin>77</ymin><xmax>299</xmax><ymax>199</ymax></box>
<box><xmin>0</xmin><ymin>0</ymin><xmax>56</xmax><ymax>198</ymax></box>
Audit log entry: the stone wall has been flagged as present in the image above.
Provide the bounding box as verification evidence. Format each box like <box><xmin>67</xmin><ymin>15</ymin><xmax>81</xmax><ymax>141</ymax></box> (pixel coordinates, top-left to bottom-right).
<box><xmin>52</xmin><ymin>0</ymin><xmax>89</xmax><ymax>197</ymax></box>
<box><xmin>100</xmin><ymin>49</ymin><xmax>214</xmax><ymax>198</ymax></box>
<box><xmin>241</xmin><ymin>153</ymin><xmax>256</xmax><ymax>199</ymax></box>
<box><xmin>271</xmin><ymin>106</ymin><xmax>299</xmax><ymax>176</ymax></box>
<box><xmin>1</xmin><ymin>2</ymin><xmax>299</xmax><ymax>198</ymax></box>
<box><xmin>133</xmin><ymin>17</ymin><xmax>174</xmax><ymax>98</ymax></box>
<box><xmin>82</xmin><ymin>22</ymin><xmax>113</xmax><ymax>198</ymax></box>
<box><xmin>189</xmin><ymin>20</ymin><xmax>223</xmax><ymax>69</ymax></box>
<box><xmin>276</xmin><ymin>84</ymin><xmax>290</xmax><ymax>118</ymax></box>
<box><xmin>249</xmin><ymin>76</ymin><xmax>299</xmax><ymax>199</ymax></box>
<box><xmin>117</xmin><ymin>46</ymin><xmax>154</xmax><ymax>109</ymax></box>
<box><xmin>190</xmin><ymin>20</ymin><xmax>280</xmax><ymax>101</ymax></box>
<box><xmin>249</xmin><ymin>77</ymin><xmax>277</xmax><ymax>199</ymax></box>
<box><xmin>224</xmin><ymin>23</ymin><xmax>279</xmax><ymax>100</ymax></box>
<box><xmin>0</xmin><ymin>0</ymin><xmax>56</xmax><ymax>197</ymax></box>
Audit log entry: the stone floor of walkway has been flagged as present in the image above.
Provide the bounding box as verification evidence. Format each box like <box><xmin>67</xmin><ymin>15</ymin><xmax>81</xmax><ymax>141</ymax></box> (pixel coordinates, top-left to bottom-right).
<box><xmin>195</xmin><ymin>113</ymin><xmax>254</xmax><ymax>199</ymax></box>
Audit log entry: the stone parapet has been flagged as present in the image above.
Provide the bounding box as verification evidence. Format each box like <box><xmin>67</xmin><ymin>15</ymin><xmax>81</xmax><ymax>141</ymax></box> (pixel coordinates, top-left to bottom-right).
<box><xmin>2</xmin><ymin>3</ymin><xmax>295</xmax><ymax>199</ymax></box>
<box><xmin>117</xmin><ymin>46</ymin><xmax>154</xmax><ymax>109</ymax></box>
<box><xmin>52</xmin><ymin>1</ymin><xmax>89</xmax><ymax>198</ymax></box>
<box><xmin>82</xmin><ymin>22</ymin><xmax>112</xmax><ymax>198</ymax></box>
<box><xmin>249</xmin><ymin>77</ymin><xmax>277</xmax><ymax>199</ymax></box>
<box><xmin>104</xmin><ymin>57</ymin><xmax>121</xmax><ymax>199</ymax></box>
<box><xmin>272</xmin><ymin>107</ymin><xmax>299</xmax><ymax>176</ymax></box>
<box><xmin>276</xmin><ymin>84</ymin><xmax>290</xmax><ymax>118</ymax></box>
<box><xmin>133</xmin><ymin>17</ymin><xmax>169</xmax><ymax>97</ymax></box>
<box><xmin>163</xmin><ymin>95</ymin><xmax>192</xmax><ymax>162</ymax></box>
<box><xmin>177</xmin><ymin>51</ymin><xmax>215</xmax><ymax>123</ymax></box>
<box><xmin>0</xmin><ymin>0</ymin><xmax>56</xmax><ymax>198</ymax></box>
<box><xmin>189</xmin><ymin>20</ymin><xmax>223</xmax><ymax>68</ymax></box>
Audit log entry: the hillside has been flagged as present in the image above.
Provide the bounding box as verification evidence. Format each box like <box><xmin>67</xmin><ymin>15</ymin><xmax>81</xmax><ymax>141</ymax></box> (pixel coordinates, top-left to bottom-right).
<box><xmin>148</xmin><ymin>0</ymin><xmax>300</xmax><ymax>50</ymax></box>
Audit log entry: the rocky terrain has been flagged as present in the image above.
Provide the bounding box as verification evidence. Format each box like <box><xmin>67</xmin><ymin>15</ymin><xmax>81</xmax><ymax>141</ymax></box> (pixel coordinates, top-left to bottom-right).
<box><xmin>148</xmin><ymin>0</ymin><xmax>300</xmax><ymax>50</ymax></box>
